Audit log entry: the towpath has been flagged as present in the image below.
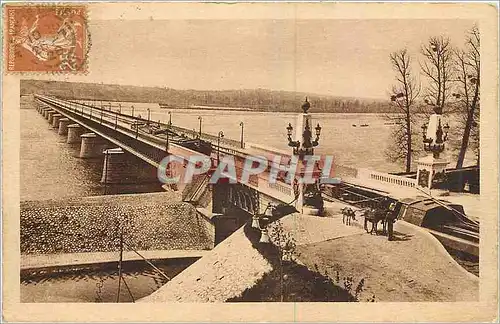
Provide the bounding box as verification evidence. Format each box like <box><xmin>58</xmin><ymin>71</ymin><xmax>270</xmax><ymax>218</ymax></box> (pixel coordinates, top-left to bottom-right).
<box><xmin>292</xmin><ymin>202</ymin><xmax>479</xmax><ymax>302</ymax></box>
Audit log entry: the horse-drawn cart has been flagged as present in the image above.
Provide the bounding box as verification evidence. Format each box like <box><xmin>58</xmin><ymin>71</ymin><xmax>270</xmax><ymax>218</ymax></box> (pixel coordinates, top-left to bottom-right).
<box><xmin>362</xmin><ymin>199</ymin><xmax>400</xmax><ymax>240</ymax></box>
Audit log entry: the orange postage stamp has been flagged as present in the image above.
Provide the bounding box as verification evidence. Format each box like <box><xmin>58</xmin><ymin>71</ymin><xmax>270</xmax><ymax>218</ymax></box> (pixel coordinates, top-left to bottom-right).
<box><xmin>4</xmin><ymin>4</ymin><xmax>89</xmax><ymax>73</ymax></box>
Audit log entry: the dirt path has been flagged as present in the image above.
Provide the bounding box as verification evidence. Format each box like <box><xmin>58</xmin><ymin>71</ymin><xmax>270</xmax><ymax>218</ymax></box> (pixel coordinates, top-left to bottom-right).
<box><xmin>297</xmin><ymin>220</ymin><xmax>479</xmax><ymax>302</ymax></box>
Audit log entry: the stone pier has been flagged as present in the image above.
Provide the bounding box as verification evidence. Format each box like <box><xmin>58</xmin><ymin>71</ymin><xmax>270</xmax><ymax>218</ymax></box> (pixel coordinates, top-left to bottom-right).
<box><xmin>100</xmin><ymin>147</ymin><xmax>158</xmax><ymax>184</ymax></box>
<box><xmin>58</xmin><ymin>118</ymin><xmax>71</xmax><ymax>135</ymax></box>
<box><xmin>67</xmin><ymin>124</ymin><xmax>84</xmax><ymax>144</ymax></box>
<box><xmin>47</xmin><ymin>111</ymin><xmax>55</xmax><ymax>123</ymax></box>
<box><xmin>41</xmin><ymin>108</ymin><xmax>49</xmax><ymax>118</ymax></box>
<box><xmin>52</xmin><ymin>114</ymin><xmax>62</xmax><ymax>128</ymax></box>
<box><xmin>79</xmin><ymin>133</ymin><xmax>109</xmax><ymax>158</ymax></box>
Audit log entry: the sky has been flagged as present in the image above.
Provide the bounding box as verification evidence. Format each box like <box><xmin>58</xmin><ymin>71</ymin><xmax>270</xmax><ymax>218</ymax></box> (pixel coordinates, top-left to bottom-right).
<box><xmin>36</xmin><ymin>19</ymin><xmax>475</xmax><ymax>99</ymax></box>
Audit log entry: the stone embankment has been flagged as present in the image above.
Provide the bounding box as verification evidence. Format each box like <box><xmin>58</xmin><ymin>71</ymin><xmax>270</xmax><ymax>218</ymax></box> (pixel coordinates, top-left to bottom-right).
<box><xmin>21</xmin><ymin>192</ymin><xmax>214</xmax><ymax>255</ymax></box>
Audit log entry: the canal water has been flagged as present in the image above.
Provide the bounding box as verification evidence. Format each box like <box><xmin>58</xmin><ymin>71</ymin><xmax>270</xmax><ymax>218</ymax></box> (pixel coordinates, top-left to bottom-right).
<box><xmin>21</xmin><ymin>258</ymin><xmax>198</xmax><ymax>302</ymax></box>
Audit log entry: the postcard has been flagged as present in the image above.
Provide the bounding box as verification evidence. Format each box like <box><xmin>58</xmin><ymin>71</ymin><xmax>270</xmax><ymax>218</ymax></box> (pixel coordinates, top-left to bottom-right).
<box><xmin>2</xmin><ymin>2</ymin><xmax>498</xmax><ymax>322</ymax></box>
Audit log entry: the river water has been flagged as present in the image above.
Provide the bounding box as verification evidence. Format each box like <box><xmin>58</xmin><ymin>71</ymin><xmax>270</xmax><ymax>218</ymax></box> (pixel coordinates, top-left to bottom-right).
<box><xmin>85</xmin><ymin>101</ymin><xmax>402</xmax><ymax>170</ymax></box>
<box><xmin>22</xmin><ymin>101</ymin><xmax>474</xmax><ymax>201</ymax></box>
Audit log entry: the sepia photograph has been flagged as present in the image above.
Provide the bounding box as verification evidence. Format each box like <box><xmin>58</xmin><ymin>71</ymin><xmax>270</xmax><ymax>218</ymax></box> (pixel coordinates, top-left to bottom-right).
<box><xmin>2</xmin><ymin>2</ymin><xmax>498</xmax><ymax>322</ymax></box>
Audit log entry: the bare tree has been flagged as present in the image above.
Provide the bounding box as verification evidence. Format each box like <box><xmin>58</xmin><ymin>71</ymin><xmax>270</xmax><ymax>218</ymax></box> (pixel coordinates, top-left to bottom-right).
<box><xmin>452</xmin><ymin>25</ymin><xmax>480</xmax><ymax>168</ymax></box>
<box><xmin>386</xmin><ymin>49</ymin><xmax>420</xmax><ymax>173</ymax></box>
<box><xmin>420</xmin><ymin>36</ymin><xmax>454</xmax><ymax>114</ymax></box>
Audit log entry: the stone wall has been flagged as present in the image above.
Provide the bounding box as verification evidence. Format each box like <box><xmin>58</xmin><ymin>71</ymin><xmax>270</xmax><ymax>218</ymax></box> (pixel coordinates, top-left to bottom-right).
<box><xmin>20</xmin><ymin>94</ymin><xmax>35</xmax><ymax>109</ymax></box>
<box><xmin>21</xmin><ymin>192</ymin><xmax>215</xmax><ymax>254</ymax></box>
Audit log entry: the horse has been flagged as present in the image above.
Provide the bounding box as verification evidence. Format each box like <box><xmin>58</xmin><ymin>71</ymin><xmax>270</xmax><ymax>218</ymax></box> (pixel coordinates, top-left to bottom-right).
<box><xmin>362</xmin><ymin>208</ymin><xmax>390</xmax><ymax>235</ymax></box>
<box><xmin>363</xmin><ymin>206</ymin><xmax>398</xmax><ymax>240</ymax></box>
<box><xmin>341</xmin><ymin>207</ymin><xmax>357</xmax><ymax>226</ymax></box>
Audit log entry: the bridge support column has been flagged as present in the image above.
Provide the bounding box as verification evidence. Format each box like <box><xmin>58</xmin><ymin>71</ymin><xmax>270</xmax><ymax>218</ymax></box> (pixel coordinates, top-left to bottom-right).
<box><xmin>58</xmin><ymin>118</ymin><xmax>71</xmax><ymax>135</ymax></box>
<box><xmin>47</xmin><ymin>111</ymin><xmax>55</xmax><ymax>123</ymax></box>
<box><xmin>79</xmin><ymin>133</ymin><xmax>108</xmax><ymax>158</ymax></box>
<box><xmin>42</xmin><ymin>108</ymin><xmax>50</xmax><ymax>118</ymax></box>
<box><xmin>101</xmin><ymin>148</ymin><xmax>130</xmax><ymax>184</ymax></box>
<box><xmin>67</xmin><ymin>124</ymin><xmax>84</xmax><ymax>144</ymax></box>
<box><xmin>52</xmin><ymin>114</ymin><xmax>62</xmax><ymax>128</ymax></box>
<box><xmin>100</xmin><ymin>147</ymin><xmax>158</xmax><ymax>184</ymax></box>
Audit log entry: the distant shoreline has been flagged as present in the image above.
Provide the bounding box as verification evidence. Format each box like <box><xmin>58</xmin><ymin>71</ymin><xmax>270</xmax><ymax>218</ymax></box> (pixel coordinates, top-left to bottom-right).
<box><xmin>158</xmin><ymin>104</ymin><xmax>401</xmax><ymax>114</ymax></box>
<box><xmin>160</xmin><ymin>104</ymin><xmax>253</xmax><ymax>112</ymax></box>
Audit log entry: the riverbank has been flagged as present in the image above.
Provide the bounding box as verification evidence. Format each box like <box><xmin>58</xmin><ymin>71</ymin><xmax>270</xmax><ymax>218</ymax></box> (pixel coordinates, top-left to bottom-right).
<box><xmin>21</xmin><ymin>192</ymin><xmax>214</xmax><ymax>255</ymax></box>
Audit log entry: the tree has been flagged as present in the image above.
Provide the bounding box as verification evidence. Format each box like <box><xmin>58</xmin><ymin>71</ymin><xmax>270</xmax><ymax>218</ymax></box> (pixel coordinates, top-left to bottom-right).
<box><xmin>386</xmin><ymin>49</ymin><xmax>420</xmax><ymax>173</ymax></box>
<box><xmin>453</xmin><ymin>26</ymin><xmax>480</xmax><ymax>168</ymax></box>
<box><xmin>420</xmin><ymin>36</ymin><xmax>454</xmax><ymax>114</ymax></box>
<box><xmin>268</xmin><ymin>219</ymin><xmax>296</xmax><ymax>302</ymax></box>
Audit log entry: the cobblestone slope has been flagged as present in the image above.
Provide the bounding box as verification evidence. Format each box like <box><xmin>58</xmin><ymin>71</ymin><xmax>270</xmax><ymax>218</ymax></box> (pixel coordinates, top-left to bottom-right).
<box><xmin>21</xmin><ymin>192</ymin><xmax>214</xmax><ymax>254</ymax></box>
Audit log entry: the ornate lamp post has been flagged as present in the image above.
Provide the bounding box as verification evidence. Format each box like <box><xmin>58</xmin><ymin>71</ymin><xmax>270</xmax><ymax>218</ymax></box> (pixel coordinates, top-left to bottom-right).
<box><xmin>421</xmin><ymin>119</ymin><xmax>450</xmax><ymax>158</ymax></box>
<box><xmin>217</xmin><ymin>131</ymin><xmax>224</xmax><ymax>164</ymax></box>
<box><xmin>285</xmin><ymin>98</ymin><xmax>322</xmax><ymax>213</ymax></box>
<box><xmin>285</xmin><ymin>98</ymin><xmax>321</xmax><ymax>158</ymax></box>
<box><xmin>131</xmin><ymin>105</ymin><xmax>134</xmax><ymax>117</ymax></box>
<box><xmin>239</xmin><ymin>121</ymin><xmax>245</xmax><ymax>149</ymax></box>
<box><xmin>198</xmin><ymin>116</ymin><xmax>203</xmax><ymax>138</ymax></box>
<box><xmin>147</xmin><ymin>108</ymin><xmax>151</xmax><ymax>124</ymax></box>
<box><xmin>416</xmin><ymin>105</ymin><xmax>451</xmax><ymax>190</ymax></box>
<box><xmin>168</xmin><ymin>111</ymin><xmax>172</xmax><ymax>126</ymax></box>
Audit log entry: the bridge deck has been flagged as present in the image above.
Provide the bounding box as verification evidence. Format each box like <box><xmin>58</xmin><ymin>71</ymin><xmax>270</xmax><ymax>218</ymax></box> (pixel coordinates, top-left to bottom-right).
<box><xmin>36</xmin><ymin>95</ymin><xmax>296</xmax><ymax>205</ymax></box>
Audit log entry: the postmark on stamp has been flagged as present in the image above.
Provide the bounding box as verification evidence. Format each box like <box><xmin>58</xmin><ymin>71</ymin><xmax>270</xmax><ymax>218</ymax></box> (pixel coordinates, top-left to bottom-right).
<box><xmin>5</xmin><ymin>5</ymin><xmax>89</xmax><ymax>73</ymax></box>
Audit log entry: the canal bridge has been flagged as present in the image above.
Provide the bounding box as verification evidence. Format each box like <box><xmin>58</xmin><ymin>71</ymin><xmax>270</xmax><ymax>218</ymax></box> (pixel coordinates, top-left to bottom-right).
<box><xmin>34</xmin><ymin>95</ymin><xmax>304</xmax><ymax>221</ymax></box>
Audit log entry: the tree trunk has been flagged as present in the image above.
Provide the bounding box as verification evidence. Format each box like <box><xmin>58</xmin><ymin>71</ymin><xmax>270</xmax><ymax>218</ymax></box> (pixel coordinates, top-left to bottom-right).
<box><xmin>405</xmin><ymin>110</ymin><xmax>412</xmax><ymax>173</ymax></box>
<box><xmin>456</xmin><ymin>86</ymin><xmax>479</xmax><ymax>169</ymax></box>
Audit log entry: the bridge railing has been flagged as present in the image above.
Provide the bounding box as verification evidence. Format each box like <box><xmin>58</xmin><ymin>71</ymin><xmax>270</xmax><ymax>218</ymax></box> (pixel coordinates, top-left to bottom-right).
<box><xmin>358</xmin><ymin>168</ymin><xmax>417</xmax><ymax>188</ymax></box>
<box><xmin>168</xmin><ymin>125</ymin><xmax>242</xmax><ymax>149</ymax></box>
<box><xmin>37</xmin><ymin>96</ymin><xmax>177</xmax><ymax>156</ymax></box>
<box><xmin>267</xmin><ymin>182</ymin><xmax>293</xmax><ymax>196</ymax></box>
<box><xmin>50</xmin><ymin>96</ymin><xmax>246</xmax><ymax>152</ymax></box>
